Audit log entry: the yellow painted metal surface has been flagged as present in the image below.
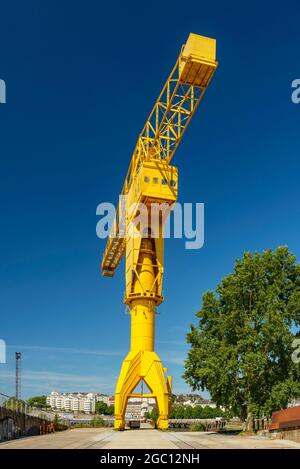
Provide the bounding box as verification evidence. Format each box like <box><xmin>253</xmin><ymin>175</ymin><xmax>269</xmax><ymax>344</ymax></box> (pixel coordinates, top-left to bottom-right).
<box><xmin>138</xmin><ymin>161</ymin><xmax>178</xmax><ymax>204</ymax></box>
<box><xmin>179</xmin><ymin>33</ymin><xmax>218</xmax><ymax>87</ymax></box>
<box><xmin>101</xmin><ymin>33</ymin><xmax>218</xmax><ymax>430</ymax></box>
<box><xmin>182</xmin><ymin>33</ymin><xmax>216</xmax><ymax>62</ymax></box>
<box><xmin>125</xmin><ymin>162</ymin><xmax>178</xmax><ymax>227</ymax></box>
<box><xmin>115</xmin><ymin>198</ymin><xmax>173</xmax><ymax>429</ymax></box>
<box><xmin>114</xmin><ymin>350</ymin><xmax>171</xmax><ymax>430</ymax></box>
<box><xmin>124</xmin><ymin>161</ymin><xmax>178</xmax><ymax>306</ymax></box>
<box><xmin>125</xmin><ymin>234</ymin><xmax>164</xmax><ymax>306</ymax></box>
<box><xmin>101</xmin><ymin>32</ymin><xmax>217</xmax><ymax>277</ymax></box>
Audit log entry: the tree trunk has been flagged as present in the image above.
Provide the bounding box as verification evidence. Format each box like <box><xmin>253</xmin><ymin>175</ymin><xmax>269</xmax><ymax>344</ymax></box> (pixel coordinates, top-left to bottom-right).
<box><xmin>246</xmin><ymin>407</ymin><xmax>254</xmax><ymax>432</ymax></box>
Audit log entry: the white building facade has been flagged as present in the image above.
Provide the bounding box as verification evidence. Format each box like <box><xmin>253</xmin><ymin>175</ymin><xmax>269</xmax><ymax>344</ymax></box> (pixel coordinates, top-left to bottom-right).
<box><xmin>46</xmin><ymin>392</ymin><xmax>103</xmax><ymax>414</ymax></box>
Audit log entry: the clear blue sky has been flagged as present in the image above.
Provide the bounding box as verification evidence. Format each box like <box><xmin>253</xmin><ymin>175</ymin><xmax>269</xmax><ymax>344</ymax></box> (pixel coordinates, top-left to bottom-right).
<box><xmin>1</xmin><ymin>0</ymin><xmax>300</xmax><ymax>399</ymax></box>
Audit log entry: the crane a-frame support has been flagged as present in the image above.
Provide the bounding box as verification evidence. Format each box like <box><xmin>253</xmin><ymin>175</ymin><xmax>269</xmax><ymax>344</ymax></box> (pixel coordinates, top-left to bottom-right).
<box><xmin>101</xmin><ymin>33</ymin><xmax>218</xmax><ymax>430</ymax></box>
<box><xmin>114</xmin><ymin>233</ymin><xmax>172</xmax><ymax>430</ymax></box>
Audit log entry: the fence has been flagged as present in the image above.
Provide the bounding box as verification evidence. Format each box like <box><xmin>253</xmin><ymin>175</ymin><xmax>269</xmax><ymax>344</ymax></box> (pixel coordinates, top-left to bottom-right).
<box><xmin>168</xmin><ymin>418</ymin><xmax>226</xmax><ymax>430</ymax></box>
<box><xmin>0</xmin><ymin>393</ymin><xmax>68</xmax><ymax>442</ymax></box>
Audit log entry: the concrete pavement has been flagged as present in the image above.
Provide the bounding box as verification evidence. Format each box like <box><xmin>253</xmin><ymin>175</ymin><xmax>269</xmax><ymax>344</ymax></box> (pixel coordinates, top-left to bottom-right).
<box><xmin>1</xmin><ymin>428</ymin><xmax>300</xmax><ymax>449</ymax></box>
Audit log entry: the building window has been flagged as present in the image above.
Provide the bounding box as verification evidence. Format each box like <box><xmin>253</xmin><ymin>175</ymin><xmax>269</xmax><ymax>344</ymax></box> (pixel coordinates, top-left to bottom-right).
<box><xmin>170</xmin><ymin>179</ymin><xmax>176</xmax><ymax>187</ymax></box>
<box><xmin>144</xmin><ymin>176</ymin><xmax>150</xmax><ymax>183</ymax></box>
<box><xmin>161</xmin><ymin>178</ymin><xmax>167</xmax><ymax>185</ymax></box>
<box><xmin>153</xmin><ymin>177</ymin><xmax>159</xmax><ymax>184</ymax></box>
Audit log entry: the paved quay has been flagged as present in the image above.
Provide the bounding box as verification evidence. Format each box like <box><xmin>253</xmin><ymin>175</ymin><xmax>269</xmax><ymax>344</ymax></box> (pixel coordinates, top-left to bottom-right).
<box><xmin>1</xmin><ymin>428</ymin><xmax>300</xmax><ymax>449</ymax></box>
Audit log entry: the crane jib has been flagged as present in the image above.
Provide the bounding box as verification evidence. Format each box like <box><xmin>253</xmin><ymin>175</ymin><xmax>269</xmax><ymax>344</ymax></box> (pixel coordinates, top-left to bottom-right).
<box><xmin>101</xmin><ymin>33</ymin><xmax>217</xmax><ymax>276</ymax></box>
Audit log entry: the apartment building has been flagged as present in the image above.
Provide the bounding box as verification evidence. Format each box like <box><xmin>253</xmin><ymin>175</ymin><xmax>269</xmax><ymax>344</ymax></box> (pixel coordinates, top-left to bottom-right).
<box><xmin>125</xmin><ymin>397</ymin><xmax>156</xmax><ymax>420</ymax></box>
<box><xmin>46</xmin><ymin>392</ymin><xmax>100</xmax><ymax>414</ymax></box>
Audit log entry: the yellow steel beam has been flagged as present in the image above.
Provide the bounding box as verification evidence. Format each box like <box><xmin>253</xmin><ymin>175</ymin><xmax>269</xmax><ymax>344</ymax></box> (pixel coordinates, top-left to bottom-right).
<box><xmin>101</xmin><ymin>33</ymin><xmax>217</xmax><ymax>276</ymax></box>
<box><xmin>101</xmin><ymin>33</ymin><xmax>218</xmax><ymax>431</ymax></box>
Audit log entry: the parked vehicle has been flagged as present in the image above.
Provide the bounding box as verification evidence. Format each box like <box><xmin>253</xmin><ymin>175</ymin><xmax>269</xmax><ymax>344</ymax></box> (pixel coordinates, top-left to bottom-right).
<box><xmin>128</xmin><ymin>420</ymin><xmax>140</xmax><ymax>429</ymax></box>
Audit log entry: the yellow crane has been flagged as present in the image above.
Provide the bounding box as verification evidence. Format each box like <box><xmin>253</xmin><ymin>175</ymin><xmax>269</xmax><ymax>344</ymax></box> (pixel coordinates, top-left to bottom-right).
<box><xmin>101</xmin><ymin>33</ymin><xmax>218</xmax><ymax>430</ymax></box>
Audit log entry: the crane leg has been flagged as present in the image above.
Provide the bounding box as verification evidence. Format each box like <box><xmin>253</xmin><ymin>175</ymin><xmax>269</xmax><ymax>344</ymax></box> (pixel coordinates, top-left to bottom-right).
<box><xmin>142</xmin><ymin>352</ymin><xmax>171</xmax><ymax>430</ymax></box>
<box><xmin>114</xmin><ymin>350</ymin><xmax>171</xmax><ymax>430</ymax></box>
<box><xmin>114</xmin><ymin>236</ymin><xmax>172</xmax><ymax>430</ymax></box>
<box><xmin>114</xmin><ymin>351</ymin><xmax>141</xmax><ymax>430</ymax></box>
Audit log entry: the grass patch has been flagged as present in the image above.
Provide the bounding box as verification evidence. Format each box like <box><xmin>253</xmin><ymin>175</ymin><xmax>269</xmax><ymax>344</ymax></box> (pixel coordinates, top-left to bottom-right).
<box><xmin>189</xmin><ymin>423</ymin><xmax>206</xmax><ymax>432</ymax></box>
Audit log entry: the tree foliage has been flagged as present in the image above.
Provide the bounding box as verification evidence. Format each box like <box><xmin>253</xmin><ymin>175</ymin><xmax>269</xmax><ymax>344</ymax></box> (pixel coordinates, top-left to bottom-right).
<box><xmin>95</xmin><ymin>401</ymin><xmax>114</xmax><ymax>415</ymax></box>
<box><xmin>53</xmin><ymin>414</ymin><xmax>59</xmax><ymax>430</ymax></box>
<box><xmin>169</xmin><ymin>404</ymin><xmax>229</xmax><ymax>419</ymax></box>
<box><xmin>184</xmin><ymin>247</ymin><xmax>300</xmax><ymax>421</ymax></box>
<box><xmin>28</xmin><ymin>395</ymin><xmax>49</xmax><ymax>408</ymax></box>
<box><xmin>3</xmin><ymin>397</ymin><xmax>26</xmax><ymax>411</ymax></box>
<box><xmin>145</xmin><ymin>407</ymin><xmax>158</xmax><ymax>422</ymax></box>
<box><xmin>145</xmin><ymin>404</ymin><xmax>228</xmax><ymax>420</ymax></box>
<box><xmin>91</xmin><ymin>416</ymin><xmax>105</xmax><ymax>427</ymax></box>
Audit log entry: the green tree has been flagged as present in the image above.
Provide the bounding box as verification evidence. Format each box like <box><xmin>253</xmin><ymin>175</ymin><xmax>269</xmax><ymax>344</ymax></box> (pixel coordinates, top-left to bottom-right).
<box><xmin>96</xmin><ymin>401</ymin><xmax>114</xmax><ymax>415</ymax></box>
<box><xmin>184</xmin><ymin>247</ymin><xmax>300</xmax><ymax>428</ymax></box>
<box><xmin>107</xmin><ymin>404</ymin><xmax>114</xmax><ymax>415</ymax></box>
<box><xmin>173</xmin><ymin>405</ymin><xmax>185</xmax><ymax>419</ymax></box>
<box><xmin>184</xmin><ymin>405</ymin><xmax>193</xmax><ymax>419</ymax></box>
<box><xmin>169</xmin><ymin>404</ymin><xmax>226</xmax><ymax>419</ymax></box>
<box><xmin>149</xmin><ymin>407</ymin><xmax>158</xmax><ymax>421</ymax></box>
<box><xmin>28</xmin><ymin>395</ymin><xmax>49</xmax><ymax>409</ymax></box>
<box><xmin>91</xmin><ymin>416</ymin><xmax>105</xmax><ymax>427</ymax></box>
<box><xmin>53</xmin><ymin>414</ymin><xmax>59</xmax><ymax>430</ymax></box>
<box><xmin>4</xmin><ymin>397</ymin><xmax>26</xmax><ymax>412</ymax></box>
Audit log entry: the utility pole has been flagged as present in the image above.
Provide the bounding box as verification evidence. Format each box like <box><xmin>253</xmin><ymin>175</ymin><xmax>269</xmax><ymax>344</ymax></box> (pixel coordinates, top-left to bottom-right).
<box><xmin>15</xmin><ymin>352</ymin><xmax>22</xmax><ymax>409</ymax></box>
